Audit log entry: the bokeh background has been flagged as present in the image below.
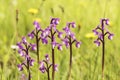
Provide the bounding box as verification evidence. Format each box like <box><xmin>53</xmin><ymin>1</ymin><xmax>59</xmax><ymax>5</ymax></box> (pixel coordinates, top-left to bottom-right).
<box><xmin>0</xmin><ymin>0</ymin><xmax>120</xmax><ymax>80</ymax></box>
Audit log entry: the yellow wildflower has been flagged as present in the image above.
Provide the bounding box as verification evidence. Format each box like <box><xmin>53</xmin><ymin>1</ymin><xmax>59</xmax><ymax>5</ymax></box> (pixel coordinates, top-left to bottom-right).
<box><xmin>85</xmin><ymin>33</ymin><xmax>96</xmax><ymax>39</ymax></box>
<box><xmin>28</xmin><ymin>8</ymin><xmax>38</xmax><ymax>14</ymax></box>
<box><xmin>109</xmin><ymin>21</ymin><xmax>113</xmax><ymax>27</ymax></box>
<box><xmin>33</xmin><ymin>18</ymin><xmax>41</xmax><ymax>23</ymax></box>
<box><xmin>79</xmin><ymin>2</ymin><xmax>87</xmax><ymax>8</ymax></box>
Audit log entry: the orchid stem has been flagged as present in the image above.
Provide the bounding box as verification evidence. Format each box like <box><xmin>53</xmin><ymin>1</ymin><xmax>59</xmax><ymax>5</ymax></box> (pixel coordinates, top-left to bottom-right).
<box><xmin>27</xmin><ymin>58</ymin><xmax>31</xmax><ymax>80</ymax></box>
<box><xmin>36</xmin><ymin>29</ymin><xmax>40</xmax><ymax>64</ymax></box>
<box><xmin>102</xmin><ymin>29</ymin><xmax>105</xmax><ymax>80</ymax></box>
<box><xmin>47</xmin><ymin>63</ymin><xmax>50</xmax><ymax>80</ymax></box>
<box><xmin>51</xmin><ymin>28</ymin><xmax>55</xmax><ymax>80</ymax></box>
<box><xmin>67</xmin><ymin>37</ymin><xmax>72</xmax><ymax>80</ymax></box>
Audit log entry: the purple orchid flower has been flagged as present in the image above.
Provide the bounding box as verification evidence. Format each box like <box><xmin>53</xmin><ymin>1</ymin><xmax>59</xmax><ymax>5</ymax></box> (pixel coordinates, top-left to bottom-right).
<box><xmin>76</xmin><ymin>41</ymin><xmax>81</xmax><ymax>48</ymax></box>
<box><xmin>17</xmin><ymin>64</ymin><xmax>23</xmax><ymax>71</ymax></box>
<box><xmin>54</xmin><ymin>64</ymin><xmax>58</xmax><ymax>71</ymax></box>
<box><xmin>45</xmin><ymin>54</ymin><xmax>50</xmax><ymax>61</ymax></box>
<box><xmin>28</xmin><ymin>30</ymin><xmax>35</xmax><ymax>39</ymax></box>
<box><xmin>39</xmin><ymin>61</ymin><xmax>46</xmax><ymax>73</ymax></box>
<box><xmin>57</xmin><ymin>44</ymin><xmax>63</xmax><ymax>51</ymax></box>
<box><xmin>33</xmin><ymin>21</ymin><xmax>41</xmax><ymax>30</ymax></box>
<box><xmin>30</xmin><ymin>43</ymin><xmax>36</xmax><ymax>51</ymax></box>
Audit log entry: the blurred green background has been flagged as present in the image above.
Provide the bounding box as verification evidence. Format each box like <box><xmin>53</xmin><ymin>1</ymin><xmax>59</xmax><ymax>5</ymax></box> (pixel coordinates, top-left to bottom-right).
<box><xmin>0</xmin><ymin>0</ymin><xmax>120</xmax><ymax>80</ymax></box>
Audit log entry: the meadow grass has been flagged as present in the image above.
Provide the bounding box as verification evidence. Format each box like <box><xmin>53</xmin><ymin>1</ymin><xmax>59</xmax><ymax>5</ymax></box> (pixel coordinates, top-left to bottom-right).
<box><xmin>0</xmin><ymin>0</ymin><xmax>120</xmax><ymax>80</ymax></box>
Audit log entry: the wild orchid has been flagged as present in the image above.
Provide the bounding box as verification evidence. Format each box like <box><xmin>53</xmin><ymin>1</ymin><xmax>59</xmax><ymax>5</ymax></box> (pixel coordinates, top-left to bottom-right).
<box><xmin>39</xmin><ymin>54</ymin><xmax>58</xmax><ymax>80</ymax></box>
<box><xmin>40</xmin><ymin>18</ymin><xmax>63</xmax><ymax>80</ymax></box>
<box><xmin>62</xmin><ymin>22</ymin><xmax>81</xmax><ymax>80</ymax></box>
<box><xmin>17</xmin><ymin>37</ymin><xmax>35</xmax><ymax>80</ymax></box>
<box><xmin>92</xmin><ymin>18</ymin><xmax>114</xmax><ymax>80</ymax></box>
<box><xmin>28</xmin><ymin>21</ymin><xmax>43</xmax><ymax>64</ymax></box>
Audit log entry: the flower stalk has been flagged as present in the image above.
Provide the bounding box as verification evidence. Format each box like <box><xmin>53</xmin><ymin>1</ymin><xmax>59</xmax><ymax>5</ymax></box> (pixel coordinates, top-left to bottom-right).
<box><xmin>26</xmin><ymin>44</ymin><xmax>31</xmax><ymax>80</ymax></box>
<box><xmin>102</xmin><ymin>25</ymin><xmax>105</xmax><ymax>79</ymax></box>
<box><xmin>67</xmin><ymin>37</ymin><xmax>72</xmax><ymax>80</ymax></box>
<box><xmin>28</xmin><ymin>21</ymin><xmax>42</xmax><ymax>64</ymax></box>
<box><xmin>17</xmin><ymin>37</ymin><xmax>35</xmax><ymax>80</ymax></box>
<box><xmin>39</xmin><ymin>54</ymin><xmax>57</xmax><ymax>80</ymax></box>
<box><xmin>62</xmin><ymin>22</ymin><xmax>81</xmax><ymax>80</ymax></box>
<box><xmin>42</xmin><ymin>17</ymin><xmax>61</xmax><ymax>80</ymax></box>
<box><xmin>35</xmin><ymin>29</ymin><xmax>40</xmax><ymax>64</ymax></box>
<box><xmin>51</xmin><ymin>31</ymin><xmax>55</xmax><ymax>80</ymax></box>
<box><xmin>93</xmin><ymin>18</ymin><xmax>114</xmax><ymax>80</ymax></box>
